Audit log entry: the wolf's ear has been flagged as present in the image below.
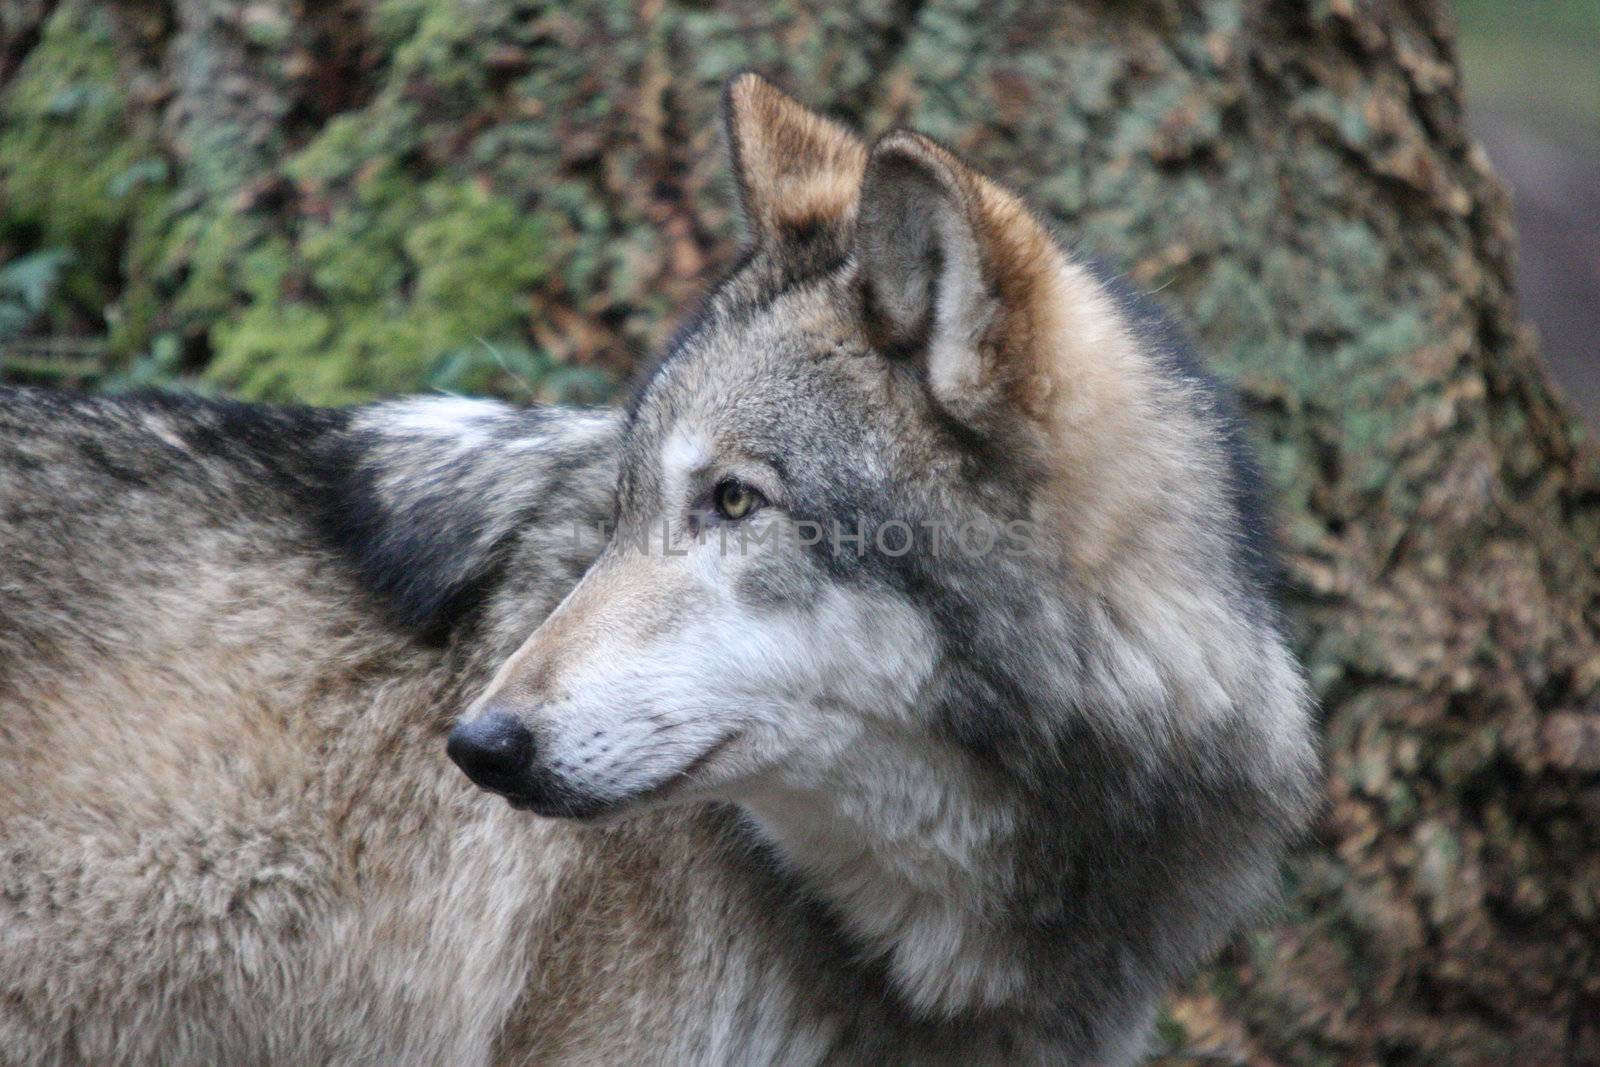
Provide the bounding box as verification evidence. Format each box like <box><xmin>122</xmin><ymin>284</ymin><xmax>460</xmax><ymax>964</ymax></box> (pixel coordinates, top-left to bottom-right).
<box><xmin>855</xmin><ymin>131</ymin><xmax>1067</xmax><ymax>423</ymax></box>
<box><xmin>723</xmin><ymin>72</ymin><xmax>867</xmax><ymax>247</ymax></box>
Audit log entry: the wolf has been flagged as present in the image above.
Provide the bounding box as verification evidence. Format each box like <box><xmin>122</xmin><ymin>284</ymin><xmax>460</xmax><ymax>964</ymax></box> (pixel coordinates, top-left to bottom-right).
<box><xmin>0</xmin><ymin>74</ymin><xmax>1318</xmax><ymax>1065</ymax></box>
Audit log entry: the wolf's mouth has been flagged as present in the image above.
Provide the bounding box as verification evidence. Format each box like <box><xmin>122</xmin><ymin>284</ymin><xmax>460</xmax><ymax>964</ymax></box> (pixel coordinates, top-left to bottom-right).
<box><xmin>497</xmin><ymin>785</ymin><xmax>610</xmax><ymax>820</ymax></box>
<box><xmin>498</xmin><ymin>731</ymin><xmax>744</xmax><ymax>821</ymax></box>
<box><xmin>486</xmin><ymin>758</ymin><xmax>613</xmax><ymax>819</ymax></box>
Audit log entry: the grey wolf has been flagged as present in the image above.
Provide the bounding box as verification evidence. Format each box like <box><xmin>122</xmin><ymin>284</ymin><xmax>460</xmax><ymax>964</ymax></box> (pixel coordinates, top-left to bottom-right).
<box><xmin>0</xmin><ymin>74</ymin><xmax>1318</xmax><ymax>1065</ymax></box>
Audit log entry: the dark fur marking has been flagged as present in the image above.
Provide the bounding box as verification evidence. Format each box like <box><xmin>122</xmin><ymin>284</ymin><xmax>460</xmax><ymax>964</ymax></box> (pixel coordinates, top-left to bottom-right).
<box><xmin>315</xmin><ymin>429</ymin><xmax>488</xmax><ymax>642</ymax></box>
<box><xmin>73</xmin><ymin>439</ymin><xmax>150</xmax><ymax>487</ymax></box>
<box><xmin>314</xmin><ymin>407</ymin><xmax>588</xmax><ymax>643</ymax></box>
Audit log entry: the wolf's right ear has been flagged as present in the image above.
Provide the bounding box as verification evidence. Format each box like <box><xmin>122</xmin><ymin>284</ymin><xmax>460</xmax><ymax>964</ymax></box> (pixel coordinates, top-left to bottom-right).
<box><xmin>722</xmin><ymin>73</ymin><xmax>867</xmax><ymax>248</ymax></box>
<box><xmin>855</xmin><ymin>130</ymin><xmax>1070</xmax><ymax>426</ymax></box>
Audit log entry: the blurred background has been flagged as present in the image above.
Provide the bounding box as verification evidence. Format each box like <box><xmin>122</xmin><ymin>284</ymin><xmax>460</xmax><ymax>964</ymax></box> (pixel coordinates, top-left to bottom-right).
<box><xmin>1455</xmin><ymin>0</ymin><xmax>1600</xmax><ymax>426</ymax></box>
<box><xmin>0</xmin><ymin>0</ymin><xmax>1594</xmax><ymax>420</ymax></box>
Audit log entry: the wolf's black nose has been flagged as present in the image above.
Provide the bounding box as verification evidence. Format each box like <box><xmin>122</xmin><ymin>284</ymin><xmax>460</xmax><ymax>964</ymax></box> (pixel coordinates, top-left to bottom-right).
<box><xmin>447</xmin><ymin>709</ymin><xmax>535</xmax><ymax>795</ymax></box>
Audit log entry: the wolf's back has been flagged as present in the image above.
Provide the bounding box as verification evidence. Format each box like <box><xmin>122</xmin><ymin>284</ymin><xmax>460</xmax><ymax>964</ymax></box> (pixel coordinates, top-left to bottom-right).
<box><xmin>0</xmin><ymin>387</ymin><xmax>621</xmax><ymax>1066</ymax></box>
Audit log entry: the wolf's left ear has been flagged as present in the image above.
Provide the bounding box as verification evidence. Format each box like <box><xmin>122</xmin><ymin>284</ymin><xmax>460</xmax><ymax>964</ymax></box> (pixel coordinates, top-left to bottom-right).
<box><xmin>723</xmin><ymin>72</ymin><xmax>867</xmax><ymax>247</ymax></box>
<box><xmin>855</xmin><ymin>131</ymin><xmax>1066</xmax><ymax>423</ymax></box>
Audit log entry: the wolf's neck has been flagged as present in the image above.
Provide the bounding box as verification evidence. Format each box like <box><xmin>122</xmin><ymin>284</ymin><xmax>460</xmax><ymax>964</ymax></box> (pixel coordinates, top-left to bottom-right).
<box><xmin>740</xmin><ymin>726</ymin><xmax>1034</xmax><ymax>1020</ymax></box>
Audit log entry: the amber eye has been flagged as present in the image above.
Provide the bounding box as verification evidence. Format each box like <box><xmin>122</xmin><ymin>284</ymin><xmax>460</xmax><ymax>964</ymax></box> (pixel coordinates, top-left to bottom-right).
<box><xmin>713</xmin><ymin>478</ymin><xmax>764</xmax><ymax>521</ymax></box>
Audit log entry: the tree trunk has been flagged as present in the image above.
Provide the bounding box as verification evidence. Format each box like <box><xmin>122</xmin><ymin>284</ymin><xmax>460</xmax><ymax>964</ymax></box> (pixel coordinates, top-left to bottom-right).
<box><xmin>3</xmin><ymin>1</ymin><xmax>1596</xmax><ymax>1062</ymax></box>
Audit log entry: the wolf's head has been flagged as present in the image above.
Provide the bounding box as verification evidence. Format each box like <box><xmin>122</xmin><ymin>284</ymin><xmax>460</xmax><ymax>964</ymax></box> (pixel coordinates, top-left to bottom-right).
<box><xmin>448</xmin><ymin>75</ymin><xmax>1305</xmax><ymax>833</ymax></box>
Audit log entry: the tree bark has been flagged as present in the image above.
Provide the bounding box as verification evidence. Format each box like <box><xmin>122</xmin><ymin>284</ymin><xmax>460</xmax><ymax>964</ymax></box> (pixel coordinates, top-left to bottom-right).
<box><xmin>4</xmin><ymin>0</ymin><xmax>1597</xmax><ymax>1062</ymax></box>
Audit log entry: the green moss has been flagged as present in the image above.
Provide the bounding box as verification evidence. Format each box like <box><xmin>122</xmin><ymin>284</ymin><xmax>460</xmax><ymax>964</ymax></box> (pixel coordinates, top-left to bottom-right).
<box><xmin>289</xmin><ymin>106</ymin><xmax>424</xmax><ymax>189</ymax></box>
<box><xmin>411</xmin><ymin>183</ymin><xmax>550</xmax><ymax>314</ymax></box>
<box><xmin>169</xmin><ymin>210</ymin><xmax>268</xmax><ymax>327</ymax></box>
<box><xmin>383</xmin><ymin>0</ymin><xmax>500</xmax><ymax>114</ymax></box>
<box><xmin>1151</xmin><ymin>1008</ymin><xmax>1188</xmax><ymax>1053</ymax></box>
<box><xmin>202</xmin><ymin>172</ymin><xmax>552</xmax><ymax>404</ymax></box>
<box><xmin>0</xmin><ymin>6</ymin><xmax>140</xmax><ymax>250</ymax></box>
<box><xmin>0</xmin><ymin>3</ymin><xmax>173</xmax><ymax>333</ymax></box>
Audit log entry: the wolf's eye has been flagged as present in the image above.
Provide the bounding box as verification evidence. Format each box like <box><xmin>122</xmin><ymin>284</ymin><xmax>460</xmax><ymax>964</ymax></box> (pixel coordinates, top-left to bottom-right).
<box><xmin>713</xmin><ymin>478</ymin><xmax>764</xmax><ymax>521</ymax></box>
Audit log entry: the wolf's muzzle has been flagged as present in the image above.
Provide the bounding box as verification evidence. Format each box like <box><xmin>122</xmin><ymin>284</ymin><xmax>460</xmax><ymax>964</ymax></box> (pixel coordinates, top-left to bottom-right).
<box><xmin>447</xmin><ymin>708</ymin><xmax>536</xmax><ymax>798</ymax></box>
<box><xmin>447</xmin><ymin>707</ymin><xmax>612</xmax><ymax>819</ymax></box>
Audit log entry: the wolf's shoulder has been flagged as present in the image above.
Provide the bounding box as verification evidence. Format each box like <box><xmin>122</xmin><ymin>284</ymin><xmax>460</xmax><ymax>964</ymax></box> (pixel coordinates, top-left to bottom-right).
<box><xmin>0</xmin><ymin>388</ymin><xmax>623</xmax><ymax>638</ymax></box>
<box><xmin>0</xmin><ymin>386</ymin><xmax>611</xmax><ymax>489</ymax></box>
